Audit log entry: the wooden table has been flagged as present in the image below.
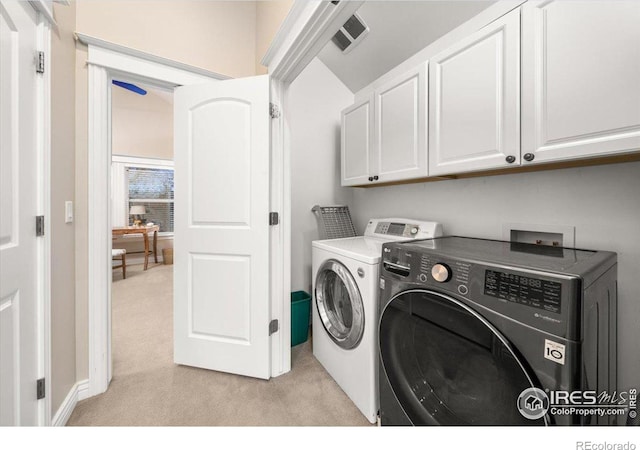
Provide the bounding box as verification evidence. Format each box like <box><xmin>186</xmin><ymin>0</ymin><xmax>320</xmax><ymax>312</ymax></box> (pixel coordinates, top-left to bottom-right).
<box><xmin>112</xmin><ymin>225</ymin><xmax>160</xmax><ymax>270</ymax></box>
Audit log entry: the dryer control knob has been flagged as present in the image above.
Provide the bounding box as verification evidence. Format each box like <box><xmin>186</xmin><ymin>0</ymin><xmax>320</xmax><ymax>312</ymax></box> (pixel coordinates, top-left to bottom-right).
<box><xmin>431</xmin><ymin>263</ymin><xmax>452</xmax><ymax>283</ymax></box>
<box><xmin>417</xmin><ymin>273</ymin><xmax>427</xmax><ymax>283</ymax></box>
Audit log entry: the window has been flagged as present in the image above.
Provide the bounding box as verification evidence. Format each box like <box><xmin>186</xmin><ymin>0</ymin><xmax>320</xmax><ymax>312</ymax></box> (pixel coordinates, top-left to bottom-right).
<box><xmin>127</xmin><ymin>167</ymin><xmax>174</xmax><ymax>232</ymax></box>
<box><xmin>111</xmin><ymin>156</ymin><xmax>174</xmax><ymax>235</ymax></box>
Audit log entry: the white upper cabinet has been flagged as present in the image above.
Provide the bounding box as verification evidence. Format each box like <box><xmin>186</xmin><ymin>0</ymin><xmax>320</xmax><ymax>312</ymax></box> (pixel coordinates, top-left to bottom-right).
<box><xmin>521</xmin><ymin>0</ymin><xmax>640</xmax><ymax>164</ymax></box>
<box><xmin>341</xmin><ymin>95</ymin><xmax>373</xmax><ymax>186</ymax></box>
<box><xmin>428</xmin><ymin>9</ymin><xmax>520</xmax><ymax>177</ymax></box>
<box><xmin>374</xmin><ymin>64</ymin><xmax>428</xmax><ymax>183</ymax></box>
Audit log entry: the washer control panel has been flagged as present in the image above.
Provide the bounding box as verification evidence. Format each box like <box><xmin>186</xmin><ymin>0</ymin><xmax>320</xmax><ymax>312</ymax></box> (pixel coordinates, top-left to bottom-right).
<box><xmin>380</xmin><ymin>238</ymin><xmax>581</xmax><ymax>339</ymax></box>
<box><xmin>484</xmin><ymin>270</ymin><xmax>562</xmax><ymax>314</ymax></box>
<box><xmin>365</xmin><ymin>218</ymin><xmax>443</xmax><ymax>240</ymax></box>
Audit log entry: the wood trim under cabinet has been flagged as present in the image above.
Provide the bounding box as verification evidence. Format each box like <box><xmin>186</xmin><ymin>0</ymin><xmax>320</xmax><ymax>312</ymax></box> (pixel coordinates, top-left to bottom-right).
<box><xmin>350</xmin><ymin>153</ymin><xmax>640</xmax><ymax>188</ymax></box>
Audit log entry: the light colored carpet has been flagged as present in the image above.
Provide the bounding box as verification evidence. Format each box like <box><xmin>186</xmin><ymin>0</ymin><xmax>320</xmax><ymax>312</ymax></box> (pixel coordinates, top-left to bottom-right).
<box><xmin>67</xmin><ymin>263</ymin><xmax>371</xmax><ymax>426</ymax></box>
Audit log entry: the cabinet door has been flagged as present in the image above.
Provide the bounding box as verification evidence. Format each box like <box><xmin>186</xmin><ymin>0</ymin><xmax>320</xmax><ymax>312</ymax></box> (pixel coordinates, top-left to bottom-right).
<box><xmin>522</xmin><ymin>1</ymin><xmax>640</xmax><ymax>164</ymax></box>
<box><xmin>341</xmin><ymin>95</ymin><xmax>373</xmax><ymax>186</ymax></box>
<box><xmin>428</xmin><ymin>9</ymin><xmax>520</xmax><ymax>176</ymax></box>
<box><xmin>374</xmin><ymin>64</ymin><xmax>427</xmax><ymax>183</ymax></box>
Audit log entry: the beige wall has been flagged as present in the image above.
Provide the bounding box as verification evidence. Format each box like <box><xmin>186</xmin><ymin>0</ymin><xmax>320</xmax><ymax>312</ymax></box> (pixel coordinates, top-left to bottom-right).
<box><xmin>51</xmin><ymin>2</ymin><xmax>78</xmax><ymax>416</ymax></box>
<box><xmin>255</xmin><ymin>0</ymin><xmax>294</xmax><ymax>75</ymax></box>
<box><xmin>76</xmin><ymin>1</ymin><xmax>258</xmax><ymax>78</ymax></box>
<box><xmin>111</xmin><ymin>85</ymin><xmax>173</xmax><ymax>160</ymax></box>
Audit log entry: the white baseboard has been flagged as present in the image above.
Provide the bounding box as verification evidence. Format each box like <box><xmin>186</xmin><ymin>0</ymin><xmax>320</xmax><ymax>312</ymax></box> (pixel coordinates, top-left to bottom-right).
<box><xmin>52</xmin><ymin>379</ymin><xmax>89</xmax><ymax>426</ymax></box>
<box><xmin>77</xmin><ymin>379</ymin><xmax>90</xmax><ymax>401</ymax></box>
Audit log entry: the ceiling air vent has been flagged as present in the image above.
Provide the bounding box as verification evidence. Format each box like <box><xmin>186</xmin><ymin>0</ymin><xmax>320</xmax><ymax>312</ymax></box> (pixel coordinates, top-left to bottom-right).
<box><xmin>331</xmin><ymin>13</ymin><xmax>369</xmax><ymax>54</ymax></box>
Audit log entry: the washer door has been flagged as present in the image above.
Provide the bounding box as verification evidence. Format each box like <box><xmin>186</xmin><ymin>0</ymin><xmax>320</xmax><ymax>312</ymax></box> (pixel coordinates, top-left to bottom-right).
<box><xmin>379</xmin><ymin>289</ymin><xmax>546</xmax><ymax>425</ymax></box>
<box><xmin>315</xmin><ymin>259</ymin><xmax>365</xmax><ymax>350</ymax></box>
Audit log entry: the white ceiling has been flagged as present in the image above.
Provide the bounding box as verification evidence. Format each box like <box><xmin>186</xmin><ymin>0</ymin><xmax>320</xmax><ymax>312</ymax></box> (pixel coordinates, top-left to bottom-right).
<box><xmin>317</xmin><ymin>1</ymin><xmax>495</xmax><ymax>93</ymax></box>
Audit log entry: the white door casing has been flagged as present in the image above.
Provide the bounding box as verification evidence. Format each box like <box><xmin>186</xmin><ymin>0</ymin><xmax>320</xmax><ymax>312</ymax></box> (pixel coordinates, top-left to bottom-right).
<box><xmin>174</xmin><ymin>75</ymin><xmax>272</xmax><ymax>379</ymax></box>
<box><xmin>0</xmin><ymin>0</ymin><xmax>41</xmax><ymax>426</ymax></box>
<box><xmin>374</xmin><ymin>63</ymin><xmax>428</xmax><ymax>183</ymax></box>
<box><xmin>521</xmin><ymin>0</ymin><xmax>640</xmax><ymax>164</ymax></box>
<box><xmin>428</xmin><ymin>8</ymin><xmax>520</xmax><ymax>176</ymax></box>
<box><xmin>341</xmin><ymin>95</ymin><xmax>373</xmax><ymax>187</ymax></box>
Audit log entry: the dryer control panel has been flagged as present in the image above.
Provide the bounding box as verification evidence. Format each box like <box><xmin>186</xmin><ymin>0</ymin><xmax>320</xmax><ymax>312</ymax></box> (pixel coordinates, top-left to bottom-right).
<box><xmin>364</xmin><ymin>218</ymin><xmax>443</xmax><ymax>241</ymax></box>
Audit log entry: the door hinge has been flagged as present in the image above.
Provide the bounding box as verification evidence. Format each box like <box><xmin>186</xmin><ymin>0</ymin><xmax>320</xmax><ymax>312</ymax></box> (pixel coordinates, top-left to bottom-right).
<box><xmin>269</xmin><ymin>319</ymin><xmax>279</xmax><ymax>336</ymax></box>
<box><xmin>269</xmin><ymin>102</ymin><xmax>281</xmax><ymax>119</ymax></box>
<box><xmin>36</xmin><ymin>378</ymin><xmax>45</xmax><ymax>400</ymax></box>
<box><xmin>36</xmin><ymin>51</ymin><xmax>45</xmax><ymax>74</ymax></box>
<box><xmin>36</xmin><ymin>216</ymin><xmax>45</xmax><ymax>237</ymax></box>
<box><xmin>269</xmin><ymin>212</ymin><xmax>279</xmax><ymax>226</ymax></box>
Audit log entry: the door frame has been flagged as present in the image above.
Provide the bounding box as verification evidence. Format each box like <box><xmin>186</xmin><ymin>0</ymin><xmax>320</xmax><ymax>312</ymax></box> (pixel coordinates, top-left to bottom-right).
<box><xmin>35</xmin><ymin>8</ymin><xmax>52</xmax><ymax>427</ymax></box>
<box><xmin>78</xmin><ymin>34</ymin><xmax>231</xmax><ymax>397</ymax></box>
<box><xmin>79</xmin><ymin>0</ymin><xmax>364</xmax><ymax>398</ymax></box>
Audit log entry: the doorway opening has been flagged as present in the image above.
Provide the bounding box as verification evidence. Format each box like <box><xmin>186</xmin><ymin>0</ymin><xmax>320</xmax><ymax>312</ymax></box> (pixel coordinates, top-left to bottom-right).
<box><xmin>109</xmin><ymin>79</ymin><xmax>175</xmax><ymax>386</ymax></box>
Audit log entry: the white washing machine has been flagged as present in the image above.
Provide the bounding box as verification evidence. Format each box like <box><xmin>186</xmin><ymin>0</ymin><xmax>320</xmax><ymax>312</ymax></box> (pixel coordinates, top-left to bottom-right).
<box><xmin>311</xmin><ymin>218</ymin><xmax>443</xmax><ymax>423</ymax></box>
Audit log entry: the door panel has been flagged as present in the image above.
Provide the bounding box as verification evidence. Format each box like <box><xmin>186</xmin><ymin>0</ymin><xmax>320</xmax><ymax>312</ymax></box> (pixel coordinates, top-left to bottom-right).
<box><xmin>190</xmin><ymin>99</ymin><xmax>251</xmax><ymax>226</ymax></box>
<box><xmin>341</xmin><ymin>96</ymin><xmax>373</xmax><ymax>186</ymax></box>
<box><xmin>429</xmin><ymin>9</ymin><xmax>520</xmax><ymax>176</ymax></box>
<box><xmin>375</xmin><ymin>64</ymin><xmax>427</xmax><ymax>183</ymax></box>
<box><xmin>521</xmin><ymin>1</ymin><xmax>640</xmax><ymax>163</ymax></box>
<box><xmin>0</xmin><ymin>0</ymin><xmax>39</xmax><ymax>426</ymax></box>
<box><xmin>174</xmin><ymin>75</ymin><xmax>271</xmax><ymax>379</ymax></box>
<box><xmin>189</xmin><ymin>254</ymin><xmax>250</xmax><ymax>342</ymax></box>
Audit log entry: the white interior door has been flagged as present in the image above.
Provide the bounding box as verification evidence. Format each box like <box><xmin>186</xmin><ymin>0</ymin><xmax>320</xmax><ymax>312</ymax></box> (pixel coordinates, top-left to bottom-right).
<box><xmin>174</xmin><ymin>75</ymin><xmax>271</xmax><ymax>379</ymax></box>
<box><xmin>0</xmin><ymin>0</ymin><xmax>40</xmax><ymax>426</ymax></box>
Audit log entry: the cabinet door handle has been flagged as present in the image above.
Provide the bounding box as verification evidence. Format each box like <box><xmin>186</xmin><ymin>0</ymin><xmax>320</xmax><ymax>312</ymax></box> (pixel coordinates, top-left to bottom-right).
<box><xmin>523</xmin><ymin>153</ymin><xmax>535</xmax><ymax>162</ymax></box>
<box><xmin>373</xmin><ymin>175</ymin><xmax>379</xmax><ymax>181</ymax></box>
<box><xmin>368</xmin><ymin>176</ymin><xmax>374</xmax><ymax>182</ymax></box>
<box><xmin>505</xmin><ymin>155</ymin><xmax>516</xmax><ymax>164</ymax></box>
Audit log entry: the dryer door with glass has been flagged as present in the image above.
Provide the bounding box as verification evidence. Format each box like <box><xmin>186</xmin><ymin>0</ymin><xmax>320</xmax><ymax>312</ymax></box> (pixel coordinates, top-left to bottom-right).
<box><xmin>315</xmin><ymin>259</ymin><xmax>365</xmax><ymax>350</ymax></box>
<box><xmin>379</xmin><ymin>289</ymin><xmax>546</xmax><ymax>425</ymax></box>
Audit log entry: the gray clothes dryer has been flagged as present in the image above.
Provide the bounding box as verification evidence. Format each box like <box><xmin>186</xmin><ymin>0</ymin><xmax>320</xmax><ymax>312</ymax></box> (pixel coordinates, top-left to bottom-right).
<box><xmin>378</xmin><ymin>237</ymin><xmax>618</xmax><ymax>426</ymax></box>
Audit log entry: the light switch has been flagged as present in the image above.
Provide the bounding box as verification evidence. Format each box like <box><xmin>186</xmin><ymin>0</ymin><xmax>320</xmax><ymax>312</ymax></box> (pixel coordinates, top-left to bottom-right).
<box><xmin>65</xmin><ymin>201</ymin><xmax>73</xmax><ymax>223</ymax></box>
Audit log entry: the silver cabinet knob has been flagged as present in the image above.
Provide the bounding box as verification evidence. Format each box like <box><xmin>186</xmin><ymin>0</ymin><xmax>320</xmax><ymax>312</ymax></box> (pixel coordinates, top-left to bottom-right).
<box><xmin>431</xmin><ymin>263</ymin><xmax>452</xmax><ymax>283</ymax></box>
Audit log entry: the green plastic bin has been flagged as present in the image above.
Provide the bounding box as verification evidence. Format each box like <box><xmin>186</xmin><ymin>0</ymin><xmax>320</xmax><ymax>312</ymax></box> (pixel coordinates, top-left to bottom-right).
<box><xmin>291</xmin><ymin>291</ymin><xmax>311</xmax><ymax>347</ymax></box>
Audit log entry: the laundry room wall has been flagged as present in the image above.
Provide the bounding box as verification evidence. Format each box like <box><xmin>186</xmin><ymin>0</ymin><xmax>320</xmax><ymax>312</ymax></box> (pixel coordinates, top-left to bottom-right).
<box><xmin>349</xmin><ymin>161</ymin><xmax>640</xmax><ymax>392</ymax></box>
<box><xmin>288</xmin><ymin>58</ymin><xmax>354</xmax><ymax>294</ymax></box>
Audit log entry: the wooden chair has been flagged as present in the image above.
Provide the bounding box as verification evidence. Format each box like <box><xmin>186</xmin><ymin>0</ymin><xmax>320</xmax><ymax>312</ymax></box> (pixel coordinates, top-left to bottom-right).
<box><xmin>112</xmin><ymin>248</ymin><xmax>127</xmax><ymax>279</ymax></box>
